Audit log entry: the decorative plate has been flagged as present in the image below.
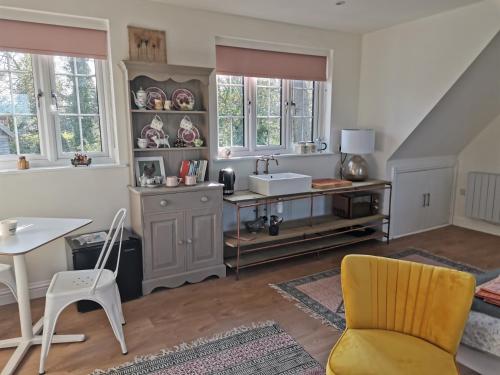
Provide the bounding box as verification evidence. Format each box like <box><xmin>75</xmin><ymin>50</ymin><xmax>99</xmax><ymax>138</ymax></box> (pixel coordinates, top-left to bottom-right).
<box><xmin>145</xmin><ymin>87</ymin><xmax>167</xmax><ymax>110</ymax></box>
<box><xmin>177</xmin><ymin>126</ymin><xmax>200</xmax><ymax>145</ymax></box>
<box><xmin>171</xmin><ymin>88</ymin><xmax>195</xmax><ymax>110</ymax></box>
<box><xmin>141</xmin><ymin>125</ymin><xmax>165</xmax><ymax>148</ymax></box>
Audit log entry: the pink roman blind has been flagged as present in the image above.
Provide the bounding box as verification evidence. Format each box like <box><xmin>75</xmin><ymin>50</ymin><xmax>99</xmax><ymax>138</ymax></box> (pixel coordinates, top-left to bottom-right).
<box><xmin>0</xmin><ymin>19</ymin><xmax>108</xmax><ymax>59</ymax></box>
<box><xmin>216</xmin><ymin>45</ymin><xmax>327</xmax><ymax>81</ymax></box>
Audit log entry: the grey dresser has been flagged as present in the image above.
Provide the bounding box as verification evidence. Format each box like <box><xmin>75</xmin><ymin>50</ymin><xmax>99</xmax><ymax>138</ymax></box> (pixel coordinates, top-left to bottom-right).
<box><xmin>129</xmin><ymin>182</ymin><xmax>226</xmax><ymax>294</ymax></box>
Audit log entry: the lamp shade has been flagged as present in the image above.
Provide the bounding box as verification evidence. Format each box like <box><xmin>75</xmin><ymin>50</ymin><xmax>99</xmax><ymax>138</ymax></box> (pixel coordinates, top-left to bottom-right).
<box><xmin>341</xmin><ymin>129</ymin><xmax>375</xmax><ymax>154</ymax></box>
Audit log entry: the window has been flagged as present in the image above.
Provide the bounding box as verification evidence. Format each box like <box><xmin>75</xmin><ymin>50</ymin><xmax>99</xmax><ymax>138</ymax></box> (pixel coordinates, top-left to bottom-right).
<box><xmin>216</xmin><ymin>74</ymin><xmax>319</xmax><ymax>155</ymax></box>
<box><xmin>0</xmin><ymin>51</ymin><xmax>111</xmax><ymax>168</ymax></box>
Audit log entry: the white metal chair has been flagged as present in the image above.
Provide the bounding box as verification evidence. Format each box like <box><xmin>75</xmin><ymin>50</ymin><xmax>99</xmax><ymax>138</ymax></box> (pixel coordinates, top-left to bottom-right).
<box><xmin>39</xmin><ymin>209</ymin><xmax>128</xmax><ymax>374</ymax></box>
<box><xmin>0</xmin><ymin>263</ymin><xmax>17</xmax><ymax>301</ymax></box>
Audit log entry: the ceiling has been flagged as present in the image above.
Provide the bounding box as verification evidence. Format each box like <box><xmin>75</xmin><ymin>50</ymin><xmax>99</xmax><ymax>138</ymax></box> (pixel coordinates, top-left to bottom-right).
<box><xmin>152</xmin><ymin>0</ymin><xmax>481</xmax><ymax>33</ymax></box>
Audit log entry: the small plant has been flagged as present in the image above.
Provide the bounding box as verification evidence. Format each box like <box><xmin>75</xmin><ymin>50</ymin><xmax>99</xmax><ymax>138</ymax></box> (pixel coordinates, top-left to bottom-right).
<box><xmin>71</xmin><ymin>153</ymin><xmax>92</xmax><ymax>167</ymax></box>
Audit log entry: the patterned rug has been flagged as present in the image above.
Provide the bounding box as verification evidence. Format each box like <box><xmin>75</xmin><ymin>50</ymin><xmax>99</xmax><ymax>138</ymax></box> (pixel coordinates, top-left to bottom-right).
<box><xmin>91</xmin><ymin>321</ymin><xmax>323</xmax><ymax>375</ymax></box>
<box><xmin>271</xmin><ymin>248</ymin><xmax>484</xmax><ymax>331</ymax></box>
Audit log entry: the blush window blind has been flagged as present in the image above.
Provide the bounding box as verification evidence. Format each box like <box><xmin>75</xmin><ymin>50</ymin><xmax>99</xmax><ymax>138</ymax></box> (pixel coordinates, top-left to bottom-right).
<box><xmin>0</xmin><ymin>19</ymin><xmax>108</xmax><ymax>59</ymax></box>
<box><xmin>216</xmin><ymin>45</ymin><xmax>327</xmax><ymax>81</ymax></box>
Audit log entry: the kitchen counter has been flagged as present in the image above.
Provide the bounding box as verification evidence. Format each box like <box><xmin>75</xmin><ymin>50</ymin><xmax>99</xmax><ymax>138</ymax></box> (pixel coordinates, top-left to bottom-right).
<box><xmin>223</xmin><ymin>179</ymin><xmax>390</xmax><ymax>203</ymax></box>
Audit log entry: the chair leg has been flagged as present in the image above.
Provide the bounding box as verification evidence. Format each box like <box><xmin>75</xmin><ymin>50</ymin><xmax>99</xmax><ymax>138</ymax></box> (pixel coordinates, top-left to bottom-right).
<box><xmin>114</xmin><ymin>286</ymin><xmax>125</xmax><ymax>325</ymax></box>
<box><xmin>100</xmin><ymin>298</ymin><xmax>127</xmax><ymax>355</ymax></box>
<box><xmin>38</xmin><ymin>302</ymin><xmax>60</xmax><ymax>375</ymax></box>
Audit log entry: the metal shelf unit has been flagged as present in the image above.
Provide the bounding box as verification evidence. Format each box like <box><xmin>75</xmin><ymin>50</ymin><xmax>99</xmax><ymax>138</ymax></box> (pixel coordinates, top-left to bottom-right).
<box><xmin>223</xmin><ymin>180</ymin><xmax>392</xmax><ymax>279</ymax></box>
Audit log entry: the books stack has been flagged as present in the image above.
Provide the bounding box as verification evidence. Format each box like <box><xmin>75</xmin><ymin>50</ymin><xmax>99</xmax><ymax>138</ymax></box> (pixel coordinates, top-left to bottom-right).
<box><xmin>179</xmin><ymin>160</ymin><xmax>208</xmax><ymax>183</ymax></box>
<box><xmin>475</xmin><ymin>276</ymin><xmax>500</xmax><ymax>307</ymax></box>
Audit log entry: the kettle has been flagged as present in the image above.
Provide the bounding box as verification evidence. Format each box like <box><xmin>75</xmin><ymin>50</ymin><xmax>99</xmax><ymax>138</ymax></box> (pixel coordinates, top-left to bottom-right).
<box><xmin>219</xmin><ymin>168</ymin><xmax>236</xmax><ymax>195</ymax></box>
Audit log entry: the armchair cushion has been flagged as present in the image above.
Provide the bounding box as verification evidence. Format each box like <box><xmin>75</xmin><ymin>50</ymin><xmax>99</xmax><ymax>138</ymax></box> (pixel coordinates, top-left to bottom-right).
<box><xmin>327</xmin><ymin>328</ymin><xmax>458</xmax><ymax>375</ymax></box>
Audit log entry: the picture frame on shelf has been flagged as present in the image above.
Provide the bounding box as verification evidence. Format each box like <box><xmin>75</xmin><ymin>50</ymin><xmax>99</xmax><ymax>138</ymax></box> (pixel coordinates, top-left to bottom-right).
<box><xmin>135</xmin><ymin>156</ymin><xmax>166</xmax><ymax>186</ymax></box>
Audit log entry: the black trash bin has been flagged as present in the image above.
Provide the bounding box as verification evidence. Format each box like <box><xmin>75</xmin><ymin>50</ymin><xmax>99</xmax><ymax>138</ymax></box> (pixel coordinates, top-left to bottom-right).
<box><xmin>65</xmin><ymin>229</ymin><xmax>143</xmax><ymax>313</ymax></box>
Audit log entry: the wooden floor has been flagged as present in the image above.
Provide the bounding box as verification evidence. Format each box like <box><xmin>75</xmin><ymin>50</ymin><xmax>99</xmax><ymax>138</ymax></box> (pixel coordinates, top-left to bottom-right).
<box><xmin>1</xmin><ymin>225</ymin><xmax>499</xmax><ymax>374</ymax></box>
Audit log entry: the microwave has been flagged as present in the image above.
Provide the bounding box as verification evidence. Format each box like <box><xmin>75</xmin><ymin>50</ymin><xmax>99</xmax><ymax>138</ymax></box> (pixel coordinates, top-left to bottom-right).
<box><xmin>332</xmin><ymin>192</ymin><xmax>379</xmax><ymax>219</ymax></box>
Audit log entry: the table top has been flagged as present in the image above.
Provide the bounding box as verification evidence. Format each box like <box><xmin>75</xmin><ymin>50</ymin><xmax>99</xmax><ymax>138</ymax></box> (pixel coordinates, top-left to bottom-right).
<box><xmin>223</xmin><ymin>179</ymin><xmax>391</xmax><ymax>204</ymax></box>
<box><xmin>0</xmin><ymin>217</ymin><xmax>92</xmax><ymax>255</ymax></box>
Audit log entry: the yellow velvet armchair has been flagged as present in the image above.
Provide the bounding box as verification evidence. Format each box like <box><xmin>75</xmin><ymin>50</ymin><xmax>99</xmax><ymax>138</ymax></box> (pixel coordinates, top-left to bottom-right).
<box><xmin>327</xmin><ymin>254</ymin><xmax>475</xmax><ymax>375</ymax></box>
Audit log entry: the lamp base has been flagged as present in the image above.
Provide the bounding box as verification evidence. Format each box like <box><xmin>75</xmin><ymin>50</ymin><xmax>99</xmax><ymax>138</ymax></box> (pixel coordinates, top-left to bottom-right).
<box><xmin>342</xmin><ymin>154</ymin><xmax>369</xmax><ymax>181</ymax></box>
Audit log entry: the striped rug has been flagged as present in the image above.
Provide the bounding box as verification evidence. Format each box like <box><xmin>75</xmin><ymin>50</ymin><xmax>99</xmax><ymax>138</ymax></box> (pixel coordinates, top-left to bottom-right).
<box><xmin>91</xmin><ymin>322</ymin><xmax>323</xmax><ymax>375</ymax></box>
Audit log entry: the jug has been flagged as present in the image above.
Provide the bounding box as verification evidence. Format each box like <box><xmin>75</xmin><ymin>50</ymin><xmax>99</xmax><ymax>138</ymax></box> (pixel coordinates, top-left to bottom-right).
<box><xmin>131</xmin><ymin>87</ymin><xmax>147</xmax><ymax>109</ymax></box>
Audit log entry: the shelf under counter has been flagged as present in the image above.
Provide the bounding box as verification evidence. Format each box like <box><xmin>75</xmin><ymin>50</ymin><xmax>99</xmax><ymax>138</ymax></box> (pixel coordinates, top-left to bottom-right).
<box><xmin>224</xmin><ymin>214</ymin><xmax>387</xmax><ymax>248</ymax></box>
<box><xmin>224</xmin><ymin>230</ymin><xmax>386</xmax><ymax>269</ymax></box>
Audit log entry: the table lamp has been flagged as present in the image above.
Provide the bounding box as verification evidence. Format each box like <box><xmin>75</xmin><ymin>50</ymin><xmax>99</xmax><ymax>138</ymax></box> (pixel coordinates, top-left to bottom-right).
<box><xmin>340</xmin><ymin>129</ymin><xmax>375</xmax><ymax>181</ymax></box>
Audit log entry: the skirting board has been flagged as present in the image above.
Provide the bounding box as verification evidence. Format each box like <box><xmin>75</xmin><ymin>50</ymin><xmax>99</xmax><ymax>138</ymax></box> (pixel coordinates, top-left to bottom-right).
<box><xmin>0</xmin><ymin>279</ymin><xmax>50</xmax><ymax>306</ymax></box>
<box><xmin>453</xmin><ymin>215</ymin><xmax>500</xmax><ymax>236</ymax></box>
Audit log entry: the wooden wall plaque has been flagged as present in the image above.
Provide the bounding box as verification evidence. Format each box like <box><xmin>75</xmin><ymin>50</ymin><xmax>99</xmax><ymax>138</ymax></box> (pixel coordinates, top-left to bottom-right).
<box><xmin>128</xmin><ymin>26</ymin><xmax>167</xmax><ymax>63</ymax></box>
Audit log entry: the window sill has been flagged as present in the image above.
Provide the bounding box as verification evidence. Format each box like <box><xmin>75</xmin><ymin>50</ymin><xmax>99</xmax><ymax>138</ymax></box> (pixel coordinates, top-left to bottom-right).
<box><xmin>0</xmin><ymin>163</ymin><xmax>129</xmax><ymax>176</ymax></box>
<box><xmin>213</xmin><ymin>152</ymin><xmax>336</xmax><ymax>162</ymax></box>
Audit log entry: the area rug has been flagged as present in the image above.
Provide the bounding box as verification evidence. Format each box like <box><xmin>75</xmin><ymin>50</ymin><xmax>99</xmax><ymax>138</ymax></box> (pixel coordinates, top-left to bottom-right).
<box><xmin>90</xmin><ymin>321</ymin><xmax>324</xmax><ymax>375</ymax></box>
<box><xmin>271</xmin><ymin>248</ymin><xmax>484</xmax><ymax>331</ymax></box>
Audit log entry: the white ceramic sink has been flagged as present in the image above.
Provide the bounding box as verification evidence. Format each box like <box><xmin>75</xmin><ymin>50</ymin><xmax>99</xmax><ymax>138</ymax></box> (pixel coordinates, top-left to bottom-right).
<box><xmin>248</xmin><ymin>173</ymin><xmax>312</xmax><ymax>196</ymax></box>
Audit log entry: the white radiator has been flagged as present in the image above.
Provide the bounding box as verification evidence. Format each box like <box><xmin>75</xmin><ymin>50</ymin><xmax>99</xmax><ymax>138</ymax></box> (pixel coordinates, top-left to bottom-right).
<box><xmin>465</xmin><ymin>172</ymin><xmax>500</xmax><ymax>224</ymax></box>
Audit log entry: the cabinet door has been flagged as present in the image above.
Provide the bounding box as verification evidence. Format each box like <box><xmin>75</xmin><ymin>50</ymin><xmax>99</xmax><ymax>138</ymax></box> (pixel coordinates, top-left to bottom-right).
<box><xmin>424</xmin><ymin>167</ymin><xmax>453</xmax><ymax>228</ymax></box>
<box><xmin>185</xmin><ymin>206</ymin><xmax>222</xmax><ymax>271</ymax></box>
<box><xmin>393</xmin><ymin>169</ymin><xmax>429</xmax><ymax>236</ymax></box>
<box><xmin>143</xmin><ymin>212</ymin><xmax>185</xmax><ymax>279</ymax></box>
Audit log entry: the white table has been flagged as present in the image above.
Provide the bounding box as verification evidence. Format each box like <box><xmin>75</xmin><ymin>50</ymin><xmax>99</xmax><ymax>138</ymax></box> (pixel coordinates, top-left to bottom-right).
<box><xmin>0</xmin><ymin>217</ymin><xmax>91</xmax><ymax>375</ymax></box>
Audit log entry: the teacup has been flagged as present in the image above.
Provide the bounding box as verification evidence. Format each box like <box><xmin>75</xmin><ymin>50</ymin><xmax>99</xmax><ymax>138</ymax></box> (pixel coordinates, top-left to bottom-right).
<box><xmin>137</xmin><ymin>138</ymin><xmax>148</xmax><ymax>149</ymax></box>
<box><xmin>0</xmin><ymin>219</ymin><xmax>17</xmax><ymax>237</ymax></box>
<box><xmin>164</xmin><ymin>100</ymin><xmax>172</xmax><ymax>111</ymax></box>
<box><xmin>193</xmin><ymin>139</ymin><xmax>204</xmax><ymax>147</ymax></box>
<box><xmin>166</xmin><ymin>176</ymin><xmax>182</xmax><ymax>187</ymax></box>
<box><xmin>184</xmin><ymin>175</ymin><xmax>197</xmax><ymax>186</ymax></box>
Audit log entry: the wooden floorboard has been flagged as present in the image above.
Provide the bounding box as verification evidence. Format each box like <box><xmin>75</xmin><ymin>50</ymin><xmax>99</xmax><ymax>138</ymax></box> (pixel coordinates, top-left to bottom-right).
<box><xmin>0</xmin><ymin>225</ymin><xmax>498</xmax><ymax>374</ymax></box>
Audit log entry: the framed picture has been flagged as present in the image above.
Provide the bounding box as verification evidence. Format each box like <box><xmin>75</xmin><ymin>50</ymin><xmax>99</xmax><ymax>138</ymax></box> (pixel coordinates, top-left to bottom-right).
<box><xmin>128</xmin><ymin>26</ymin><xmax>167</xmax><ymax>63</ymax></box>
<box><xmin>135</xmin><ymin>157</ymin><xmax>165</xmax><ymax>186</ymax></box>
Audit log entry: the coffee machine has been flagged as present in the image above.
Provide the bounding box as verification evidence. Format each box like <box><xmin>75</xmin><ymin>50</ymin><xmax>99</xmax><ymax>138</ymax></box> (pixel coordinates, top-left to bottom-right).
<box><xmin>219</xmin><ymin>168</ymin><xmax>236</xmax><ymax>195</ymax></box>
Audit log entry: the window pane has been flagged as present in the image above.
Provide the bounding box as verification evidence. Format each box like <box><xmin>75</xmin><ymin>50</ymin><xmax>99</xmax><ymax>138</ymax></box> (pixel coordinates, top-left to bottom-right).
<box><xmin>55</xmin><ymin>75</ymin><xmax>78</xmax><ymax>113</ymax></box>
<box><xmin>54</xmin><ymin>56</ymin><xmax>75</xmax><ymax>75</ymax></box>
<box><xmin>54</xmin><ymin>56</ymin><xmax>103</xmax><ymax>154</ymax></box>
<box><xmin>82</xmin><ymin>116</ymin><xmax>102</xmax><ymax>152</ymax></box>
<box><xmin>59</xmin><ymin>116</ymin><xmax>81</xmax><ymax>152</ymax></box>
<box><xmin>217</xmin><ymin>75</ymin><xmax>245</xmax><ymax>148</ymax></box>
<box><xmin>256</xmin><ymin>78</ymin><xmax>282</xmax><ymax>147</ymax></box>
<box><xmin>291</xmin><ymin>80</ymin><xmax>315</xmax><ymax>143</ymax></box>
<box><xmin>0</xmin><ymin>52</ymin><xmax>40</xmax><ymax>156</ymax></box>
<box><xmin>76</xmin><ymin>58</ymin><xmax>96</xmax><ymax>75</ymax></box>
<box><xmin>17</xmin><ymin>116</ymin><xmax>40</xmax><ymax>154</ymax></box>
<box><xmin>78</xmin><ymin>77</ymin><xmax>98</xmax><ymax>114</ymax></box>
<box><xmin>12</xmin><ymin>72</ymin><xmax>36</xmax><ymax>114</ymax></box>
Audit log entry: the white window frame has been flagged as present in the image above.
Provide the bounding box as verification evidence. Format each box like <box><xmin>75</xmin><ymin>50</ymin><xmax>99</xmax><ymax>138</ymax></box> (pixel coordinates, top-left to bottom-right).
<box><xmin>0</xmin><ymin>53</ymin><xmax>115</xmax><ymax>170</ymax></box>
<box><xmin>216</xmin><ymin>74</ymin><xmax>321</xmax><ymax>157</ymax></box>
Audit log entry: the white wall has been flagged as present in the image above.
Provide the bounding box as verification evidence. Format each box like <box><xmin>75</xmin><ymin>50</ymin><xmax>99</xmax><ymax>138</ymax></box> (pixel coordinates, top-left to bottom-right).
<box><xmin>357</xmin><ymin>1</ymin><xmax>500</xmax><ymax>179</ymax></box>
<box><xmin>0</xmin><ymin>0</ymin><xmax>362</xmax><ymax>302</ymax></box>
<box><xmin>453</xmin><ymin>114</ymin><xmax>500</xmax><ymax>236</ymax></box>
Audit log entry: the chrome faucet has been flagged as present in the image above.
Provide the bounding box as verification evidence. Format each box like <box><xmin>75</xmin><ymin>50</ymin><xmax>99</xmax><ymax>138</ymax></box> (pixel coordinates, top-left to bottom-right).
<box><xmin>254</xmin><ymin>155</ymin><xmax>279</xmax><ymax>175</ymax></box>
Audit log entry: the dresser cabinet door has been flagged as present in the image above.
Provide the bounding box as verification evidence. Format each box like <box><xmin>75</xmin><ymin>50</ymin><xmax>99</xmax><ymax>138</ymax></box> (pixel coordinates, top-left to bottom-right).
<box><xmin>143</xmin><ymin>212</ymin><xmax>185</xmax><ymax>278</ymax></box>
<box><xmin>185</xmin><ymin>206</ymin><xmax>222</xmax><ymax>271</ymax></box>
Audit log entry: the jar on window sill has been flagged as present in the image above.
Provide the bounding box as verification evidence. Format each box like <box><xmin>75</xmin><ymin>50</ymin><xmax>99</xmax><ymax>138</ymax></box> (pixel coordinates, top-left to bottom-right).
<box><xmin>17</xmin><ymin>156</ymin><xmax>30</xmax><ymax>170</ymax></box>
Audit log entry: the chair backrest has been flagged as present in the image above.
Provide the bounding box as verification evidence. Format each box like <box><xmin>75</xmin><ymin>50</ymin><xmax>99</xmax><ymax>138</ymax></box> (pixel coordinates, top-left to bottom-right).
<box><xmin>341</xmin><ymin>254</ymin><xmax>475</xmax><ymax>355</ymax></box>
<box><xmin>90</xmin><ymin>208</ymin><xmax>127</xmax><ymax>293</ymax></box>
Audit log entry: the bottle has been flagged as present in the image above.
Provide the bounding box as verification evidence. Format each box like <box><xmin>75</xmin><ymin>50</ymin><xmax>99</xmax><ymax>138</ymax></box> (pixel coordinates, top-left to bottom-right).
<box><xmin>17</xmin><ymin>156</ymin><xmax>28</xmax><ymax>170</ymax></box>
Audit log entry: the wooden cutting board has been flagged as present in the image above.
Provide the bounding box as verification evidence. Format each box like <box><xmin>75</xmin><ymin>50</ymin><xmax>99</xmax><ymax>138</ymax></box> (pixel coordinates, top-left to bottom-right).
<box><xmin>312</xmin><ymin>178</ymin><xmax>353</xmax><ymax>189</ymax></box>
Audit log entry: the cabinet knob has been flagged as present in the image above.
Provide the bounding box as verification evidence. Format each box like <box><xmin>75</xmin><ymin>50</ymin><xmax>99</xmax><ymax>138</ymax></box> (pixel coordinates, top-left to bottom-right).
<box><xmin>160</xmin><ymin>200</ymin><xmax>168</xmax><ymax>207</ymax></box>
<box><xmin>200</xmin><ymin>196</ymin><xmax>208</xmax><ymax>202</ymax></box>
<box><xmin>187</xmin><ymin>238</ymin><xmax>192</xmax><ymax>244</ymax></box>
<box><xmin>178</xmin><ymin>240</ymin><xmax>184</xmax><ymax>245</ymax></box>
